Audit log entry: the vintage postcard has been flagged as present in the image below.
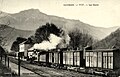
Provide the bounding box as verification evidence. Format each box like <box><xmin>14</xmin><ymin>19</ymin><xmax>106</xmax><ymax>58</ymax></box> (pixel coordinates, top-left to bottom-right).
<box><xmin>0</xmin><ymin>0</ymin><xmax>120</xmax><ymax>77</ymax></box>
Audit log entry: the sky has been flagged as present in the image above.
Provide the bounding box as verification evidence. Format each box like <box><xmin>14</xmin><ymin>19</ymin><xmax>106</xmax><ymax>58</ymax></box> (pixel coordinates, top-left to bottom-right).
<box><xmin>0</xmin><ymin>0</ymin><xmax>120</xmax><ymax>28</ymax></box>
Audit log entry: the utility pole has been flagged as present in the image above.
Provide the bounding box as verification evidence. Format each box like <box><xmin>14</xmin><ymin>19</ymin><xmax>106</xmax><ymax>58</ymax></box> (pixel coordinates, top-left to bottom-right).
<box><xmin>18</xmin><ymin>52</ymin><xmax>21</xmax><ymax>76</ymax></box>
<box><xmin>0</xmin><ymin>55</ymin><xmax>2</xmax><ymax>61</ymax></box>
<box><xmin>8</xmin><ymin>56</ymin><xmax>9</xmax><ymax>67</ymax></box>
<box><xmin>5</xmin><ymin>54</ymin><xmax>6</xmax><ymax>65</ymax></box>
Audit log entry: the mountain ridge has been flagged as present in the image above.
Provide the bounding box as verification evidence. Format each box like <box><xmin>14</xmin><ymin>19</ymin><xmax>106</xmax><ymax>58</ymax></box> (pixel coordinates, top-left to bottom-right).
<box><xmin>0</xmin><ymin>9</ymin><xmax>119</xmax><ymax>40</ymax></box>
<box><xmin>0</xmin><ymin>24</ymin><xmax>34</xmax><ymax>51</ymax></box>
<box><xmin>93</xmin><ymin>28</ymin><xmax>120</xmax><ymax>49</ymax></box>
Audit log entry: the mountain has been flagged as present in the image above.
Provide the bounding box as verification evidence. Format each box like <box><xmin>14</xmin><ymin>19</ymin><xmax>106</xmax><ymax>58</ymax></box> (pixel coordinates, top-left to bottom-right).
<box><xmin>93</xmin><ymin>28</ymin><xmax>120</xmax><ymax>49</ymax></box>
<box><xmin>0</xmin><ymin>9</ymin><xmax>119</xmax><ymax>40</ymax></box>
<box><xmin>0</xmin><ymin>24</ymin><xmax>34</xmax><ymax>51</ymax></box>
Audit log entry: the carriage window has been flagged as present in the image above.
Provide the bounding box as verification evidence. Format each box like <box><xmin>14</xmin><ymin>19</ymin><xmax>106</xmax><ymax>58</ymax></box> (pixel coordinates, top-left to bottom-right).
<box><xmin>103</xmin><ymin>52</ymin><xmax>108</xmax><ymax>68</ymax></box>
<box><xmin>40</xmin><ymin>55</ymin><xmax>46</xmax><ymax>62</ymax></box>
<box><xmin>98</xmin><ymin>52</ymin><xmax>102</xmax><ymax>67</ymax></box>
<box><xmin>54</xmin><ymin>53</ymin><xmax>59</xmax><ymax>63</ymax></box>
<box><xmin>77</xmin><ymin>52</ymin><xmax>80</xmax><ymax>66</ymax></box>
<box><xmin>85</xmin><ymin>52</ymin><xmax>90</xmax><ymax>67</ymax></box>
<box><xmin>69</xmin><ymin>52</ymin><xmax>73</xmax><ymax>65</ymax></box>
<box><xmin>90</xmin><ymin>52</ymin><xmax>93</xmax><ymax>67</ymax></box>
<box><xmin>74</xmin><ymin>52</ymin><xmax>77</xmax><ymax>66</ymax></box>
<box><xmin>108</xmin><ymin>52</ymin><xmax>113</xmax><ymax>69</ymax></box>
<box><xmin>49</xmin><ymin>53</ymin><xmax>52</xmax><ymax>63</ymax></box>
<box><xmin>74</xmin><ymin>52</ymin><xmax>80</xmax><ymax>66</ymax></box>
<box><xmin>66</xmin><ymin>52</ymin><xmax>73</xmax><ymax>65</ymax></box>
<box><xmin>93</xmin><ymin>52</ymin><xmax>97</xmax><ymax>67</ymax></box>
<box><xmin>63</xmin><ymin>52</ymin><xmax>67</xmax><ymax>64</ymax></box>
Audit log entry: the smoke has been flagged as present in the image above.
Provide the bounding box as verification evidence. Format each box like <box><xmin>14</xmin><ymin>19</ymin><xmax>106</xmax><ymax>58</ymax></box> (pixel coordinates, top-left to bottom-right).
<box><xmin>30</xmin><ymin>32</ymin><xmax>70</xmax><ymax>51</ymax></box>
<box><xmin>57</xmin><ymin>31</ymin><xmax>70</xmax><ymax>48</ymax></box>
<box><xmin>33</xmin><ymin>34</ymin><xmax>62</xmax><ymax>50</ymax></box>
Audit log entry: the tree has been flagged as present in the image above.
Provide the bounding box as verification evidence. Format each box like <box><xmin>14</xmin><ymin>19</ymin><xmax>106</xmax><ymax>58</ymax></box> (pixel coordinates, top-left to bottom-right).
<box><xmin>16</xmin><ymin>37</ymin><xmax>27</xmax><ymax>43</ymax></box>
<box><xmin>69</xmin><ymin>29</ymin><xmax>94</xmax><ymax>50</ymax></box>
<box><xmin>11</xmin><ymin>37</ymin><xmax>27</xmax><ymax>52</ymax></box>
<box><xmin>10</xmin><ymin>41</ymin><xmax>19</xmax><ymax>52</ymax></box>
<box><xmin>35</xmin><ymin>23</ymin><xmax>62</xmax><ymax>43</ymax></box>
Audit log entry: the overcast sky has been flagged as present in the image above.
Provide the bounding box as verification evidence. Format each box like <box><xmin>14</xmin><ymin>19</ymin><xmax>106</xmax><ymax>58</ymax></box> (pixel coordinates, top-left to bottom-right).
<box><xmin>0</xmin><ymin>0</ymin><xmax>120</xmax><ymax>28</ymax></box>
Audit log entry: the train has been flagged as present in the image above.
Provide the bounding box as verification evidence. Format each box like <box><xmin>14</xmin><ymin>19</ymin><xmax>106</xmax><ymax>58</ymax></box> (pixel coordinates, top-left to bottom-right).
<box><xmin>12</xmin><ymin>47</ymin><xmax>120</xmax><ymax>76</ymax></box>
<box><xmin>23</xmin><ymin>48</ymin><xmax>120</xmax><ymax>75</ymax></box>
<box><xmin>27</xmin><ymin>48</ymin><xmax>119</xmax><ymax>68</ymax></box>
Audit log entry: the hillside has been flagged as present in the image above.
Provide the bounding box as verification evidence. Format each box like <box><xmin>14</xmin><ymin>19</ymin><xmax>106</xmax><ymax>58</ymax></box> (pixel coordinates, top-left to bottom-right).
<box><xmin>0</xmin><ymin>24</ymin><xmax>34</xmax><ymax>51</ymax></box>
<box><xmin>0</xmin><ymin>9</ymin><xmax>119</xmax><ymax>40</ymax></box>
<box><xmin>93</xmin><ymin>28</ymin><xmax>120</xmax><ymax>49</ymax></box>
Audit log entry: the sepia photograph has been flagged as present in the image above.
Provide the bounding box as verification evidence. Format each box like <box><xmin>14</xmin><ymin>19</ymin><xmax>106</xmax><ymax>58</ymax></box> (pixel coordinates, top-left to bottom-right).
<box><xmin>0</xmin><ymin>0</ymin><xmax>120</xmax><ymax>77</ymax></box>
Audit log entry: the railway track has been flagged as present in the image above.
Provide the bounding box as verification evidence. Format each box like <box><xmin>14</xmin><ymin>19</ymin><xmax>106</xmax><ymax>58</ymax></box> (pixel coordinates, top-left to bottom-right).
<box><xmin>8</xmin><ymin>56</ymin><xmax>100</xmax><ymax>77</ymax></box>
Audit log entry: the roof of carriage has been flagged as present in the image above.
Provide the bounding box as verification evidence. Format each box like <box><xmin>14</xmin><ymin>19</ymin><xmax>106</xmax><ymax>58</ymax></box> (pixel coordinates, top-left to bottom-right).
<box><xmin>85</xmin><ymin>48</ymin><xmax>119</xmax><ymax>52</ymax></box>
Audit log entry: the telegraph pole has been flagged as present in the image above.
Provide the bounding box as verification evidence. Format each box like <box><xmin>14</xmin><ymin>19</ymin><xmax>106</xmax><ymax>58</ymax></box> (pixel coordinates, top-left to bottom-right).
<box><xmin>8</xmin><ymin>56</ymin><xmax>9</xmax><ymax>67</ymax></box>
<box><xmin>18</xmin><ymin>52</ymin><xmax>21</xmax><ymax>76</ymax></box>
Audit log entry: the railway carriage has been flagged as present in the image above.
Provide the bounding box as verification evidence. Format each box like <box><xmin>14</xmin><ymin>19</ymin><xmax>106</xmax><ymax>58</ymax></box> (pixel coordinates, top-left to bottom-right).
<box><xmin>85</xmin><ymin>49</ymin><xmax>120</xmax><ymax>69</ymax></box>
